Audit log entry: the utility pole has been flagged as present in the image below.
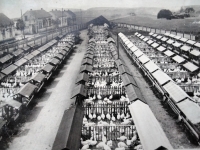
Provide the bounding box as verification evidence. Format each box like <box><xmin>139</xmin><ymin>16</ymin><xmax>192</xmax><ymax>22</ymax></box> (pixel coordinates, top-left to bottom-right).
<box><xmin>61</xmin><ymin>8</ymin><xmax>63</xmax><ymax>35</ymax></box>
<box><xmin>117</xmin><ymin>33</ymin><xmax>119</xmax><ymax>59</ymax></box>
<box><xmin>21</xmin><ymin>9</ymin><xmax>25</xmax><ymax>40</ymax></box>
<box><xmin>81</xmin><ymin>9</ymin><xmax>82</xmax><ymax>25</ymax></box>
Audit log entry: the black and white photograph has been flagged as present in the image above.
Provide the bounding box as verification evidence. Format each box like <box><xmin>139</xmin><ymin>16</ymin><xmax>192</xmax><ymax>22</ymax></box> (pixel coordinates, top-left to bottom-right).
<box><xmin>0</xmin><ymin>0</ymin><xmax>200</xmax><ymax>150</ymax></box>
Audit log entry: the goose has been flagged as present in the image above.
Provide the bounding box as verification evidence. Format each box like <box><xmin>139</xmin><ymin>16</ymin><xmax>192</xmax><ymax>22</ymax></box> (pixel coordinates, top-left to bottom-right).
<box><xmin>101</xmin><ymin>111</ymin><xmax>105</xmax><ymax>120</ymax></box>
<box><xmin>97</xmin><ymin>115</ymin><xmax>102</xmax><ymax>121</ymax></box>
<box><xmin>117</xmin><ymin>136</ymin><xmax>127</xmax><ymax>141</ymax></box>
<box><xmin>81</xmin><ymin>144</ymin><xmax>89</xmax><ymax>150</ymax></box>
<box><xmin>120</xmin><ymin>112</ymin><xmax>125</xmax><ymax>119</ymax></box>
<box><xmin>117</xmin><ymin>112</ymin><xmax>121</xmax><ymax>120</ymax></box>
<box><xmin>93</xmin><ymin>112</ymin><xmax>96</xmax><ymax>119</ymax></box>
<box><xmin>80</xmin><ymin>138</ymin><xmax>89</xmax><ymax>146</ymax></box>
<box><xmin>106</xmin><ymin>113</ymin><xmax>111</xmax><ymax>120</ymax></box>
<box><xmin>118</xmin><ymin>142</ymin><xmax>128</xmax><ymax>148</ymax></box>
<box><xmin>96</xmin><ymin>142</ymin><xmax>105</xmax><ymax>149</ymax></box>
<box><xmin>83</xmin><ymin>115</ymin><xmax>87</xmax><ymax>123</ymax></box>
<box><xmin>104</xmin><ymin>144</ymin><xmax>111</xmax><ymax>150</ymax></box>
<box><xmin>111</xmin><ymin>113</ymin><xmax>116</xmax><ymax>122</ymax></box>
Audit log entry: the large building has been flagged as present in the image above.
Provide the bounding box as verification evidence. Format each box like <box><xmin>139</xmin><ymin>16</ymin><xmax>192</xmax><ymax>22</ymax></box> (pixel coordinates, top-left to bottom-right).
<box><xmin>22</xmin><ymin>8</ymin><xmax>53</xmax><ymax>34</ymax></box>
<box><xmin>49</xmin><ymin>9</ymin><xmax>75</xmax><ymax>27</ymax></box>
<box><xmin>0</xmin><ymin>13</ymin><xmax>15</xmax><ymax>43</ymax></box>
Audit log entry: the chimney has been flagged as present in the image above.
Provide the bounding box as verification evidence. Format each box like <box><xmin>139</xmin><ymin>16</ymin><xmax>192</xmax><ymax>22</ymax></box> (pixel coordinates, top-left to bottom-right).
<box><xmin>52</xmin><ymin>9</ymin><xmax>53</xmax><ymax>11</ymax></box>
<box><xmin>41</xmin><ymin>8</ymin><xmax>43</xmax><ymax>10</ymax></box>
<box><xmin>30</xmin><ymin>9</ymin><xmax>32</xmax><ymax>11</ymax></box>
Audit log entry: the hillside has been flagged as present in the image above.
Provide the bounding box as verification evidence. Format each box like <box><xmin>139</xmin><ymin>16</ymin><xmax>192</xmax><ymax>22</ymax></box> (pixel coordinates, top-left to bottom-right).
<box><xmin>74</xmin><ymin>7</ymin><xmax>135</xmax><ymax>24</ymax></box>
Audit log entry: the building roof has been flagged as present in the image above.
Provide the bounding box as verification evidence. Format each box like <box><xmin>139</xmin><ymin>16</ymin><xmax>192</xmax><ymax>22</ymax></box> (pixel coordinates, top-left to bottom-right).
<box><xmin>0</xmin><ymin>13</ymin><xmax>14</xmax><ymax>27</ymax></box>
<box><xmin>49</xmin><ymin>10</ymin><xmax>73</xmax><ymax>18</ymax></box>
<box><xmin>66</xmin><ymin>10</ymin><xmax>76</xmax><ymax>18</ymax></box>
<box><xmin>25</xmin><ymin>9</ymin><xmax>52</xmax><ymax>19</ymax></box>
<box><xmin>87</xmin><ymin>15</ymin><xmax>110</xmax><ymax>27</ymax></box>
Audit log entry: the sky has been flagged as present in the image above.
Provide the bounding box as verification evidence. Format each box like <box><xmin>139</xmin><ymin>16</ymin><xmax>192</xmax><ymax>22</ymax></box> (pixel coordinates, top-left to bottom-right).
<box><xmin>0</xmin><ymin>0</ymin><xmax>200</xmax><ymax>18</ymax></box>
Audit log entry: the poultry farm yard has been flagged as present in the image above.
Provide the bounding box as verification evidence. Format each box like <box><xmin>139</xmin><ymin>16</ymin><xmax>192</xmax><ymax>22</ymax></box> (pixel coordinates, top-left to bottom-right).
<box><xmin>1</xmin><ymin>27</ymin><xmax>200</xmax><ymax>150</ymax></box>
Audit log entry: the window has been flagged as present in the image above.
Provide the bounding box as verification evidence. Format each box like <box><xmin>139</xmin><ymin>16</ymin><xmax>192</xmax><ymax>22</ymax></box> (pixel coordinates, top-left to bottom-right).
<box><xmin>25</xmin><ymin>16</ymin><xmax>28</xmax><ymax>21</ymax></box>
<box><xmin>2</xmin><ymin>29</ymin><xmax>5</xmax><ymax>38</ymax></box>
<box><xmin>9</xmin><ymin>28</ymin><xmax>12</xmax><ymax>37</ymax></box>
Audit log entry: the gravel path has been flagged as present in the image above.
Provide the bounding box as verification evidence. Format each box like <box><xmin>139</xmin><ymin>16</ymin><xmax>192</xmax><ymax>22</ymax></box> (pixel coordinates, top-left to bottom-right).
<box><xmin>6</xmin><ymin>30</ymin><xmax>88</xmax><ymax>150</ymax></box>
<box><xmin>112</xmin><ymin>33</ymin><xmax>200</xmax><ymax>149</ymax></box>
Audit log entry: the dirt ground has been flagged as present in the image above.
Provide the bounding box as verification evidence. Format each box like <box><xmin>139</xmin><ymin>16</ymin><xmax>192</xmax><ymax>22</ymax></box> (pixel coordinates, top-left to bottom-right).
<box><xmin>3</xmin><ymin>30</ymin><xmax>88</xmax><ymax>150</ymax></box>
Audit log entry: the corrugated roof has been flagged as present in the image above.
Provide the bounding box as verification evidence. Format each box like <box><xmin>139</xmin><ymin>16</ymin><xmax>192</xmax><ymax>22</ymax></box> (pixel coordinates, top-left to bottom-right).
<box><xmin>55</xmin><ymin>54</ymin><xmax>64</xmax><ymax>60</ymax></box>
<box><xmin>147</xmin><ymin>40</ymin><xmax>154</xmax><ymax>45</ymax></box>
<box><xmin>118</xmin><ymin>65</ymin><xmax>132</xmax><ymax>76</ymax></box>
<box><xmin>144</xmin><ymin>61</ymin><xmax>159</xmax><ymax>73</ymax></box>
<box><xmin>163</xmin><ymin>81</ymin><xmax>188</xmax><ymax>103</ymax></box>
<box><xmin>0</xmin><ymin>54</ymin><xmax>13</xmax><ymax>64</ymax></box>
<box><xmin>79</xmin><ymin>65</ymin><xmax>92</xmax><ymax>73</ymax></box>
<box><xmin>129</xmin><ymin>101</ymin><xmax>173</xmax><ymax>150</ymax></box>
<box><xmin>14</xmin><ymin>58</ymin><xmax>28</xmax><ymax>67</ymax></box>
<box><xmin>179</xmin><ymin>37</ymin><xmax>188</xmax><ymax>43</ymax></box>
<box><xmin>194</xmin><ymin>42</ymin><xmax>200</xmax><ymax>48</ymax></box>
<box><xmin>166</xmin><ymin>39</ymin><xmax>174</xmax><ymax>44</ymax></box>
<box><xmin>1</xmin><ymin>64</ymin><xmax>18</xmax><ymax>75</ymax></box>
<box><xmin>13</xmin><ymin>49</ymin><xmax>23</xmax><ymax>57</ymax></box>
<box><xmin>152</xmin><ymin>33</ymin><xmax>158</xmax><ymax>37</ymax></box>
<box><xmin>174</xmin><ymin>35</ymin><xmax>181</xmax><ymax>40</ymax></box>
<box><xmin>177</xmin><ymin>99</ymin><xmax>200</xmax><ymax>124</ymax></box>
<box><xmin>82</xmin><ymin>58</ymin><xmax>93</xmax><ymax>65</ymax></box>
<box><xmin>130</xmin><ymin>46</ymin><xmax>138</xmax><ymax>53</ymax></box>
<box><xmin>151</xmin><ymin>42</ymin><xmax>159</xmax><ymax>48</ymax></box>
<box><xmin>157</xmin><ymin>46</ymin><xmax>166</xmax><ymax>52</ymax></box>
<box><xmin>76</xmin><ymin>73</ymin><xmax>89</xmax><ymax>84</ymax></box>
<box><xmin>161</xmin><ymin>37</ymin><xmax>168</xmax><ymax>42</ymax></box>
<box><xmin>172</xmin><ymin>55</ymin><xmax>185</xmax><ymax>64</ymax></box>
<box><xmin>24</xmin><ymin>53</ymin><xmax>35</xmax><ymax>60</ymax></box>
<box><xmin>124</xmin><ymin>40</ymin><xmax>131</xmax><ymax>45</ymax></box>
<box><xmin>52</xmin><ymin>105</ymin><xmax>83</xmax><ymax>150</ymax></box>
<box><xmin>143</xmin><ymin>37</ymin><xmax>149</xmax><ymax>42</ymax></box>
<box><xmin>127</xmin><ymin>42</ymin><xmax>134</xmax><ymax>49</ymax></box>
<box><xmin>71</xmin><ymin>84</ymin><xmax>87</xmax><ymax>98</ymax></box>
<box><xmin>152</xmin><ymin>70</ymin><xmax>172</xmax><ymax>86</ymax></box>
<box><xmin>121</xmin><ymin>73</ymin><xmax>137</xmax><ymax>87</ymax></box>
<box><xmin>164</xmin><ymin>50</ymin><xmax>175</xmax><ymax>57</ymax></box>
<box><xmin>183</xmin><ymin>62</ymin><xmax>199</xmax><ymax>72</ymax></box>
<box><xmin>190</xmin><ymin>49</ymin><xmax>200</xmax><ymax>57</ymax></box>
<box><xmin>0</xmin><ymin>13</ymin><xmax>13</xmax><ymax>26</ymax></box>
<box><xmin>173</xmin><ymin>42</ymin><xmax>182</xmax><ymax>48</ymax></box>
<box><xmin>186</xmin><ymin>40</ymin><xmax>196</xmax><ymax>45</ymax></box>
<box><xmin>149</xmin><ymin>32</ymin><xmax>154</xmax><ymax>35</ymax></box>
<box><xmin>49</xmin><ymin>58</ymin><xmax>60</xmax><ymax>66</ymax></box>
<box><xmin>126</xmin><ymin>85</ymin><xmax>145</xmax><ymax>103</ymax></box>
<box><xmin>31</xmin><ymin>72</ymin><xmax>46</xmax><ymax>83</ymax></box>
<box><xmin>134</xmin><ymin>49</ymin><xmax>143</xmax><ymax>58</ymax></box>
<box><xmin>181</xmin><ymin>45</ymin><xmax>191</xmax><ymax>52</ymax></box>
<box><xmin>138</xmin><ymin>54</ymin><xmax>150</xmax><ymax>64</ymax></box>
<box><xmin>18</xmin><ymin>83</ymin><xmax>37</xmax><ymax>98</ymax></box>
<box><xmin>156</xmin><ymin>35</ymin><xmax>162</xmax><ymax>39</ymax></box>
<box><xmin>42</xmin><ymin>64</ymin><xmax>54</xmax><ymax>73</ymax></box>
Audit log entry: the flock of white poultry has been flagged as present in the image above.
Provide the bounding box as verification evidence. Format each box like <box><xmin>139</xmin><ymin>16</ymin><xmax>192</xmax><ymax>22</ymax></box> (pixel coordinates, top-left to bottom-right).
<box><xmin>0</xmin><ymin>36</ymin><xmax>73</xmax><ymax>106</ymax></box>
<box><xmin>80</xmin><ymin>28</ymin><xmax>142</xmax><ymax>150</ymax></box>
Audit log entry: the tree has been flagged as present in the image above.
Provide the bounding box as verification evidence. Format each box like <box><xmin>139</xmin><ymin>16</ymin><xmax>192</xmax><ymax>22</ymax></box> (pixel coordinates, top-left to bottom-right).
<box><xmin>16</xmin><ymin>19</ymin><xmax>25</xmax><ymax>31</ymax></box>
<box><xmin>16</xmin><ymin>19</ymin><xmax>25</xmax><ymax>39</ymax></box>
<box><xmin>185</xmin><ymin>7</ymin><xmax>195</xmax><ymax>14</ymax></box>
<box><xmin>52</xmin><ymin>18</ymin><xmax>61</xmax><ymax>29</ymax></box>
<box><xmin>157</xmin><ymin>9</ymin><xmax>173</xmax><ymax>19</ymax></box>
